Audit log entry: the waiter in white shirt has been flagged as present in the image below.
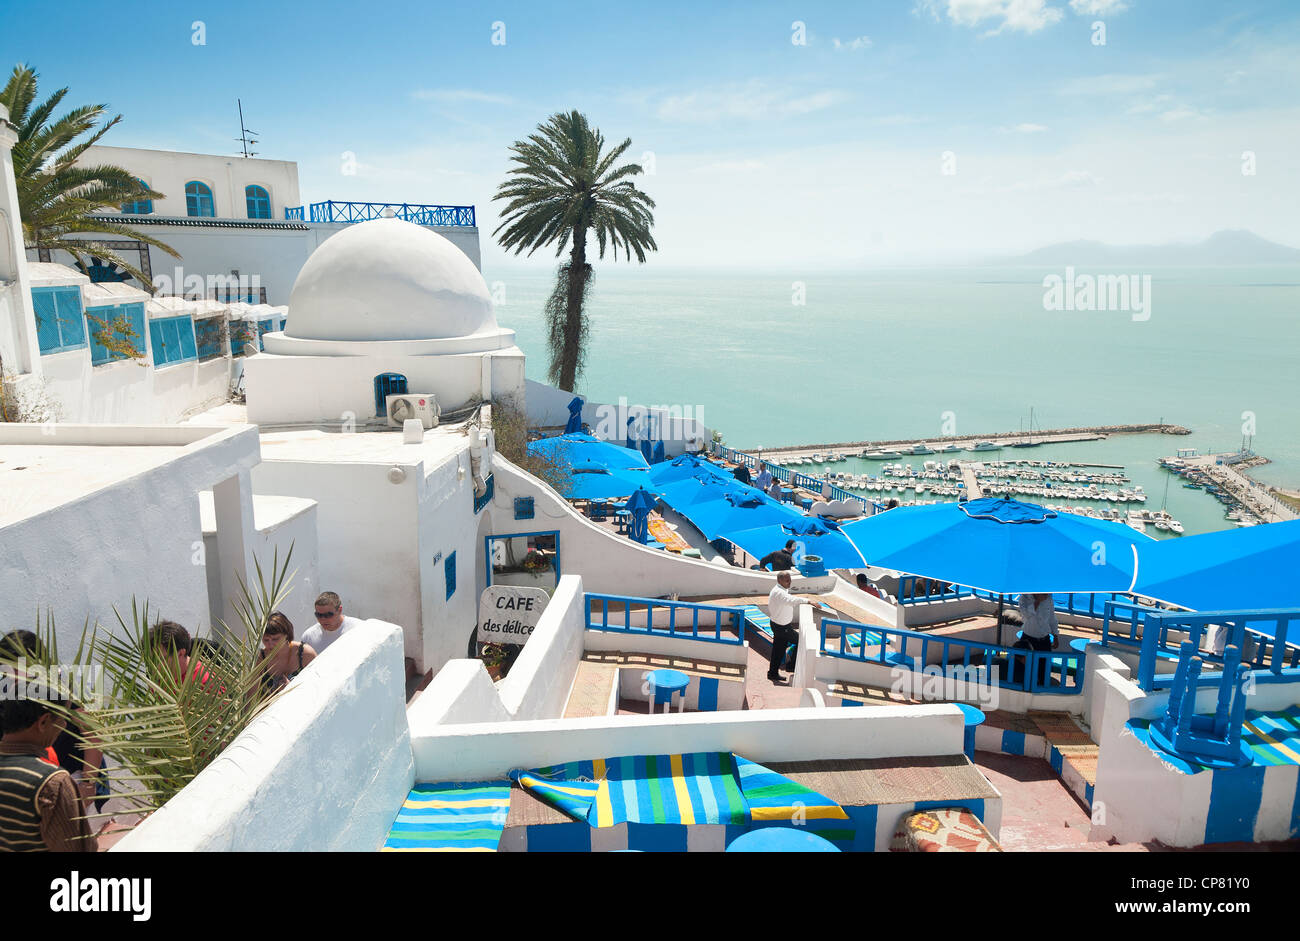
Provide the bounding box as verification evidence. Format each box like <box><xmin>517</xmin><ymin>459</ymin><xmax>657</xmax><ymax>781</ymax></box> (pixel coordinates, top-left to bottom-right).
<box><xmin>767</xmin><ymin>572</ymin><xmax>812</xmax><ymax>682</ymax></box>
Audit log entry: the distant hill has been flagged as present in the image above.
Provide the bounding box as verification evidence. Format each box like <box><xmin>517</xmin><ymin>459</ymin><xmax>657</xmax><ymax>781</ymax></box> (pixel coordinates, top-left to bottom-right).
<box><xmin>996</xmin><ymin>230</ymin><xmax>1300</xmax><ymax>266</ymax></box>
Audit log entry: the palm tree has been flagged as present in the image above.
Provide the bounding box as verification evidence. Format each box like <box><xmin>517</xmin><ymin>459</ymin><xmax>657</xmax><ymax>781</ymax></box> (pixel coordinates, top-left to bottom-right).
<box><xmin>1</xmin><ymin>64</ymin><xmax>178</xmax><ymax>290</ymax></box>
<box><xmin>493</xmin><ymin>111</ymin><xmax>656</xmax><ymax>392</ymax></box>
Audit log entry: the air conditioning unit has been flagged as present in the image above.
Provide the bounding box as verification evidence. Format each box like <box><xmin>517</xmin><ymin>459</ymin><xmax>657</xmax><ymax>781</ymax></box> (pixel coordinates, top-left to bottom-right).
<box><xmin>386</xmin><ymin>393</ymin><xmax>440</xmax><ymax>429</ymax></box>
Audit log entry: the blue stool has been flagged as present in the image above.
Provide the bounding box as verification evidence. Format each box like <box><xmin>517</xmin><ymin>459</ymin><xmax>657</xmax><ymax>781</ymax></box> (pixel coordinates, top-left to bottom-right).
<box><xmin>614</xmin><ymin>509</ymin><xmax>630</xmax><ymax>534</ymax></box>
<box><xmin>955</xmin><ymin>703</ymin><xmax>985</xmax><ymax>760</ymax></box>
<box><xmin>726</xmin><ymin>828</ymin><xmax>840</xmax><ymax>852</ymax></box>
<box><xmin>648</xmin><ymin>669</ymin><xmax>689</xmax><ymax>713</ymax></box>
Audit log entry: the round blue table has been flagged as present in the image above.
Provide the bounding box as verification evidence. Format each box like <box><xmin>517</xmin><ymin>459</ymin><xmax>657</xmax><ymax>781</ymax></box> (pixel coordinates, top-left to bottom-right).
<box><xmin>648</xmin><ymin>668</ymin><xmax>689</xmax><ymax>713</ymax></box>
<box><xmin>1068</xmin><ymin>637</ymin><xmax>1094</xmax><ymax>654</ymax></box>
<box><xmin>955</xmin><ymin>703</ymin><xmax>985</xmax><ymax>759</ymax></box>
<box><xmin>726</xmin><ymin>828</ymin><xmax>840</xmax><ymax>852</ymax></box>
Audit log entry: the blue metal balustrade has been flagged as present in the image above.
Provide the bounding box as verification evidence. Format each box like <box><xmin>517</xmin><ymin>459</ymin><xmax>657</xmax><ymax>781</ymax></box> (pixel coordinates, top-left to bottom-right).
<box><xmin>819</xmin><ymin>617</ymin><xmax>1085</xmax><ymax>695</ymax></box>
<box><xmin>585</xmin><ymin>594</ymin><xmax>745</xmax><ymax>646</ymax></box>
<box><xmin>473</xmin><ymin>474</ymin><xmax>494</xmax><ymax>514</ymax></box>
<box><xmin>284</xmin><ymin>205</ymin><xmax>305</xmax><ymax>220</ymax></box>
<box><xmin>1100</xmin><ymin>603</ymin><xmax>1300</xmax><ymax>692</ymax></box>
<box><xmin>308</xmin><ymin>200</ymin><xmax>476</xmax><ymax>226</ymax></box>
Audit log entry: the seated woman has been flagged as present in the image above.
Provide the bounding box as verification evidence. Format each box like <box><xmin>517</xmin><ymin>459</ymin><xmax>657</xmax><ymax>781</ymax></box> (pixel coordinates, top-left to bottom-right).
<box><xmin>259</xmin><ymin>612</ymin><xmax>316</xmax><ymax>694</ymax></box>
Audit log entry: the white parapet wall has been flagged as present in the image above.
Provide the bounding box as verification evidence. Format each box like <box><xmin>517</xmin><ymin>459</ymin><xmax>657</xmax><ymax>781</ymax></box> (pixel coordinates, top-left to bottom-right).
<box><xmin>1090</xmin><ymin>666</ymin><xmax>1300</xmax><ymax>846</ymax></box>
<box><xmin>112</xmin><ymin>621</ymin><xmax>414</xmax><ymax>852</ymax></box>
<box><xmin>496</xmin><ymin>574</ymin><xmax>588</xmax><ymax>721</ymax></box>
<box><xmin>410</xmin><ymin>704</ymin><xmax>968</xmax><ymax>783</ymax></box>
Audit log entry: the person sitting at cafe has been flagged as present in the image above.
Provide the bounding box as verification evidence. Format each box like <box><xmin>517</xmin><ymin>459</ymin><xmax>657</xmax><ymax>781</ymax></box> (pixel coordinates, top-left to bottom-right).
<box><xmin>757</xmin><ymin>541</ymin><xmax>798</xmax><ymax>572</ymax></box>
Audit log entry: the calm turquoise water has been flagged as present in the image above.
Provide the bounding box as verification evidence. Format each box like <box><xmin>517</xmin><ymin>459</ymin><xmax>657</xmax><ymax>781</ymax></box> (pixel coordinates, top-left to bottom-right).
<box><xmin>488</xmin><ymin>265</ymin><xmax>1300</xmax><ymax>534</ymax></box>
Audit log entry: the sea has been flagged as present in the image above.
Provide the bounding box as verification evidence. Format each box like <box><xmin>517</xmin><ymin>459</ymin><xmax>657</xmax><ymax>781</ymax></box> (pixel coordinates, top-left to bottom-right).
<box><xmin>487</xmin><ymin>264</ymin><xmax>1300</xmax><ymax>536</ymax></box>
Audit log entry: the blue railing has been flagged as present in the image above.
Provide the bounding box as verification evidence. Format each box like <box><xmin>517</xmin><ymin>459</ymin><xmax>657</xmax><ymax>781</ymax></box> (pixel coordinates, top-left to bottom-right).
<box><xmin>474</xmin><ymin>474</ymin><xmax>494</xmax><ymax>514</ymax></box>
<box><xmin>584</xmin><ymin>593</ymin><xmax>745</xmax><ymax>646</ymax></box>
<box><xmin>711</xmin><ymin>444</ymin><xmax>872</xmax><ymax>512</ymax></box>
<box><xmin>1100</xmin><ymin>603</ymin><xmax>1300</xmax><ymax>692</ymax></box>
<box><xmin>284</xmin><ymin>206</ymin><xmax>305</xmax><ymax>220</ymax></box>
<box><xmin>896</xmin><ymin>578</ymin><xmax>1134</xmax><ymax>621</ymax></box>
<box><xmin>308</xmin><ymin>200</ymin><xmax>476</xmax><ymax>226</ymax></box>
<box><xmin>819</xmin><ymin>617</ymin><xmax>1084</xmax><ymax>695</ymax></box>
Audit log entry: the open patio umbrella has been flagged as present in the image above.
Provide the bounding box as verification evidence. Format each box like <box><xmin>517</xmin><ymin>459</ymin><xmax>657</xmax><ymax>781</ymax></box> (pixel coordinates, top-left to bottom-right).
<box><xmin>648</xmin><ymin>454</ymin><xmax>731</xmax><ymax>486</ymax></box>
<box><xmin>565</xmin><ymin>463</ymin><xmax>659</xmax><ymax>501</ymax></box>
<box><xmin>724</xmin><ymin>516</ymin><xmax>868</xmax><ymax>570</ymax></box>
<box><xmin>842</xmin><ymin>498</ymin><xmax>1152</xmax><ymax>644</ymax></box>
<box><xmin>527</xmin><ymin>433</ymin><xmax>651</xmax><ymax>472</ymax></box>
<box><xmin>1131</xmin><ymin>519</ymin><xmax>1300</xmax><ymax>615</ymax></box>
<box><xmin>678</xmin><ymin>486</ymin><xmax>804</xmax><ymax>542</ymax></box>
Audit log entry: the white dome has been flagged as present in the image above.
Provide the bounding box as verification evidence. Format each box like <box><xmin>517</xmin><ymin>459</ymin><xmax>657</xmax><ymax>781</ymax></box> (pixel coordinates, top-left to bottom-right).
<box><xmin>284</xmin><ymin>218</ymin><xmax>497</xmax><ymax>342</ymax></box>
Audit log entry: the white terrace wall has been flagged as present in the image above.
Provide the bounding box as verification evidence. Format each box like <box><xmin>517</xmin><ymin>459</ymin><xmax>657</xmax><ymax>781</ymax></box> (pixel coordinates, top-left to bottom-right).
<box><xmin>113</xmin><ymin>622</ymin><xmax>413</xmax><ymax>852</ymax></box>
<box><xmin>1089</xmin><ymin>666</ymin><xmax>1300</xmax><ymax>846</ymax></box>
<box><xmin>488</xmin><ymin>456</ymin><xmax>835</xmax><ymax>599</ymax></box>
<box><xmin>496</xmin><ymin>574</ymin><xmax>587</xmax><ymax>721</ymax></box>
<box><xmin>410</xmin><ymin>705</ymin><xmax>968</xmax><ymax>783</ymax></box>
<box><xmin>0</xmin><ymin>424</ymin><xmax>260</xmax><ymax>652</ymax></box>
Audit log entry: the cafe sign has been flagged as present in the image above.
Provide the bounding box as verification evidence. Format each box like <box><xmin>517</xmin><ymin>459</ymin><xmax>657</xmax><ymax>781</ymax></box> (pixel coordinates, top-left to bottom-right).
<box><xmin>478</xmin><ymin>586</ymin><xmax>550</xmax><ymax>646</ymax></box>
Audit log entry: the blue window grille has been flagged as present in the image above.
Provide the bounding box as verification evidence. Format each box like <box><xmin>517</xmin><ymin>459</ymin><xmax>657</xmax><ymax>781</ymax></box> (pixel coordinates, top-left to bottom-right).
<box><xmin>185</xmin><ymin>181</ymin><xmax>215</xmax><ymax>217</ymax></box>
<box><xmin>256</xmin><ymin>317</ymin><xmax>275</xmax><ymax>339</ymax></box>
<box><xmin>229</xmin><ymin>320</ymin><xmax>258</xmax><ymax>357</ymax></box>
<box><xmin>120</xmin><ymin>178</ymin><xmax>153</xmax><ymax>215</ymax></box>
<box><xmin>445</xmin><ymin>551</ymin><xmax>457</xmax><ymax>600</ymax></box>
<box><xmin>86</xmin><ymin>302</ymin><xmax>146</xmax><ymax>365</ymax></box>
<box><xmin>194</xmin><ymin>316</ymin><xmax>225</xmax><ymax>361</ymax></box>
<box><xmin>474</xmin><ymin>474</ymin><xmax>494</xmax><ymax>514</ymax></box>
<box><xmin>374</xmin><ymin>373</ymin><xmax>408</xmax><ymax>417</ymax></box>
<box><xmin>245</xmin><ymin>185</ymin><xmax>271</xmax><ymax>219</ymax></box>
<box><xmin>514</xmin><ymin>497</ymin><xmax>535</xmax><ymax>521</ymax></box>
<box><xmin>149</xmin><ymin>315</ymin><xmax>198</xmax><ymax>366</ymax></box>
<box><xmin>32</xmin><ymin>286</ymin><xmax>87</xmax><ymax>354</ymax></box>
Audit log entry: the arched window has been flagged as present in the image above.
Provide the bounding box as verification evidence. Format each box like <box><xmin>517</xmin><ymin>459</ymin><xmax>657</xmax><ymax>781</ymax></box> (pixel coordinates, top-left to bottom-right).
<box><xmin>185</xmin><ymin>181</ymin><xmax>215</xmax><ymax>217</ymax></box>
<box><xmin>121</xmin><ymin>178</ymin><xmax>153</xmax><ymax>215</ymax></box>
<box><xmin>245</xmin><ymin>184</ymin><xmax>271</xmax><ymax>219</ymax></box>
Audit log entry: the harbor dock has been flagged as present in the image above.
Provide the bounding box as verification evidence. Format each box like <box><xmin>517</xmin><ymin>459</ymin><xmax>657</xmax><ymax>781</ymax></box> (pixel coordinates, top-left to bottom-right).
<box><xmin>753</xmin><ymin>422</ymin><xmax>1190</xmax><ymax>462</ymax></box>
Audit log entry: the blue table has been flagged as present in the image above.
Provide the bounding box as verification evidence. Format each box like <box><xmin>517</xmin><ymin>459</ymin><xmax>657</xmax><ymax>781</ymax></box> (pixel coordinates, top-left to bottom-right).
<box><xmin>955</xmin><ymin>703</ymin><xmax>985</xmax><ymax>760</ymax></box>
<box><xmin>726</xmin><ymin>828</ymin><xmax>840</xmax><ymax>852</ymax></box>
<box><xmin>1068</xmin><ymin>637</ymin><xmax>1094</xmax><ymax>654</ymax></box>
<box><xmin>647</xmin><ymin>668</ymin><xmax>689</xmax><ymax>713</ymax></box>
<box><xmin>615</xmin><ymin>509</ymin><xmax>631</xmax><ymax>534</ymax></box>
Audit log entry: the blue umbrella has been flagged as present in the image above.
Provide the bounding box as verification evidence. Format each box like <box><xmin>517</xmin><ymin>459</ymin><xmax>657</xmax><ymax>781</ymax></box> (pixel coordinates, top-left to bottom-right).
<box><xmin>648</xmin><ymin>454</ymin><xmax>731</xmax><ymax>486</ymax></box>
<box><xmin>842</xmin><ymin>498</ymin><xmax>1150</xmax><ymax>596</ymax></box>
<box><xmin>566</xmin><ymin>465</ymin><xmax>658</xmax><ymax>501</ymax></box>
<box><xmin>652</xmin><ymin>440</ymin><xmax>666</xmax><ymax>465</ymax></box>
<box><xmin>625</xmin><ymin>487</ymin><xmax>657</xmax><ymax>543</ymax></box>
<box><xmin>1132</xmin><ymin>519</ymin><xmax>1300</xmax><ymax>616</ymax></box>
<box><xmin>527</xmin><ymin>433</ymin><xmax>651</xmax><ymax>471</ymax></box>
<box><xmin>682</xmin><ymin>487</ymin><xmax>803</xmax><ymax>542</ymax></box>
<box><xmin>564</xmin><ymin>396</ymin><xmax>584</xmax><ymax>434</ymax></box>
<box><xmin>724</xmin><ymin>517</ymin><xmax>868</xmax><ymax>569</ymax></box>
<box><xmin>654</xmin><ymin>472</ymin><xmax>742</xmax><ymax>510</ymax></box>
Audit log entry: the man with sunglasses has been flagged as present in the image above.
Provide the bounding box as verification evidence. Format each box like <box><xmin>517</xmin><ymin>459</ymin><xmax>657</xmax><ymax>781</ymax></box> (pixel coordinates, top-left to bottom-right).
<box><xmin>301</xmin><ymin>592</ymin><xmax>363</xmax><ymax>656</ymax></box>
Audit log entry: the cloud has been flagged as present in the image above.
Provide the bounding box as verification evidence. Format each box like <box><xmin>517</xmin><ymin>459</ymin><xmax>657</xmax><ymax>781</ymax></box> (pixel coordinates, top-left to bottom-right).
<box><xmin>1068</xmin><ymin>0</ymin><xmax>1129</xmax><ymax>13</ymax></box>
<box><xmin>832</xmin><ymin>36</ymin><xmax>873</xmax><ymax>51</ymax></box>
<box><xmin>412</xmin><ymin>89</ymin><xmax>515</xmax><ymax>106</ymax></box>
<box><xmin>656</xmin><ymin>81</ymin><xmax>844</xmax><ymax>122</ymax></box>
<box><xmin>1159</xmin><ymin>106</ymin><xmax>1206</xmax><ymax>122</ymax></box>
<box><xmin>690</xmin><ymin>159</ymin><xmax>764</xmax><ymax>173</ymax></box>
<box><xmin>917</xmin><ymin>0</ymin><xmax>1065</xmax><ymax>35</ymax></box>
<box><xmin>1008</xmin><ymin>122</ymin><xmax>1049</xmax><ymax>133</ymax></box>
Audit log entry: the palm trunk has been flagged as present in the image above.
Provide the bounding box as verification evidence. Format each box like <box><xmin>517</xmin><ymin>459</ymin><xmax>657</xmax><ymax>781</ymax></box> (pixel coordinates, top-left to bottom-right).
<box><xmin>559</xmin><ymin>227</ymin><xmax>588</xmax><ymax>392</ymax></box>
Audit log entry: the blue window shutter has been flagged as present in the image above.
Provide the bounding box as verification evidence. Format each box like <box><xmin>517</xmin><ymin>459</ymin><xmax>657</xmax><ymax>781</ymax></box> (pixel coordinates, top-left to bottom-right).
<box><xmin>162</xmin><ymin>319</ymin><xmax>180</xmax><ymax>363</ymax></box>
<box><xmin>55</xmin><ymin>288</ymin><xmax>86</xmax><ymax>348</ymax></box>
<box><xmin>246</xmin><ymin>185</ymin><xmax>271</xmax><ymax>219</ymax></box>
<box><xmin>86</xmin><ymin>305</ymin><xmax>113</xmax><ymax>365</ymax></box>
<box><xmin>149</xmin><ymin>319</ymin><xmax>166</xmax><ymax>364</ymax></box>
<box><xmin>514</xmin><ymin>497</ymin><xmax>535</xmax><ymax>521</ymax></box>
<box><xmin>445</xmin><ymin>552</ymin><xmax>457</xmax><ymax>600</ymax></box>
<box><xmin>125</xmin><ymin>304</ymin><xmax>146</xmax><ymax>355</ymax></box>
<box><xmin>33</xmin><ymin>289</ymin><xmax>62</xmax><ymax>353</ymax></box>
<box><xmin>178</xmin><ymin>318</ymin><xmax>197</xmax><ymax>360</ymax></box>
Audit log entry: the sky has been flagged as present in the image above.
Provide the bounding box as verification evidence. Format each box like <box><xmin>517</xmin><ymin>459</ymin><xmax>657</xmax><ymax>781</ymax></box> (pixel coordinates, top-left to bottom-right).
<box><xmin>4</xmin><ymin>0</ymin><xmax>1299</xmax><ymax>269</ymax></box>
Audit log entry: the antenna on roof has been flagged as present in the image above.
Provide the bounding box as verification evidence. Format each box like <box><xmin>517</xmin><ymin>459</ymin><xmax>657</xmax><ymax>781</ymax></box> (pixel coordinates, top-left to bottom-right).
<box><xmin>236</xmin><ymin>99</ymin><xmax>259</xmax><ymax>158</ymax></box>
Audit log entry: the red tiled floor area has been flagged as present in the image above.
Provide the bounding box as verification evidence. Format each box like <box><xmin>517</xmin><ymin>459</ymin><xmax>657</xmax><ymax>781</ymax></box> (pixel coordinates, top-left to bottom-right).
<box><xmin>974</xmin><ymin>752</ymin><xmax>1147</xmax><ymax>852</ymax></box>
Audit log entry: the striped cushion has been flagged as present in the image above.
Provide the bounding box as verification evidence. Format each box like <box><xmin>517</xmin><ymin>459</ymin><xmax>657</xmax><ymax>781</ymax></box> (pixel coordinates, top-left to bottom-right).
<box><xmin>1241</xmin><ymin>705</ymin><xmax>1300</xmax><ymax>766</ymax></box>
<box><xmin>733</xmin><ymin>755</ymin><xmax>855</xmax><ymax>849</ymax></box>
<box><xmin>382</xmin><ymin>781</ymin><xmax>512</xmax><ymax>852</ymax></box>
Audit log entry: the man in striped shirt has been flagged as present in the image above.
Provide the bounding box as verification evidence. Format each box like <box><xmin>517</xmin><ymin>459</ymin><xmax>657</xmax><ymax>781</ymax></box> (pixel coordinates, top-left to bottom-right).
<box><xmin>0</xmin><ymin>695</ymin><xmax>97</xmax><ymax>852</ymax></box>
